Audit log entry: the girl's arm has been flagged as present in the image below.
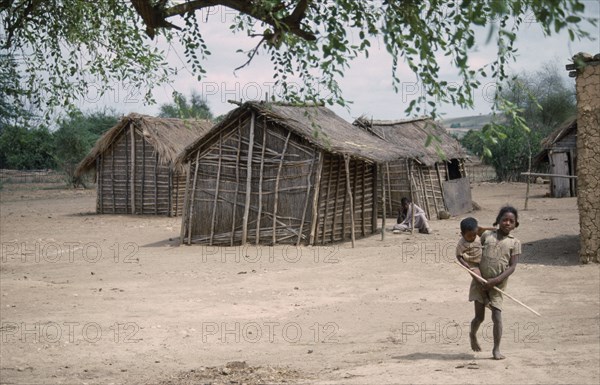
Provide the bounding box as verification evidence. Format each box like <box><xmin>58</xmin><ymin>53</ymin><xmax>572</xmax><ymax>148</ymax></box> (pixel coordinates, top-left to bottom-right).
<box><xmin>484</xmin><ymin>253</ymin><xmax>519</xmax><ymax>290</ymax></box>
<box><xmin>477</xmin><ymin>226</ymin><xmax>496</xmax><ymax>236</ymax></box>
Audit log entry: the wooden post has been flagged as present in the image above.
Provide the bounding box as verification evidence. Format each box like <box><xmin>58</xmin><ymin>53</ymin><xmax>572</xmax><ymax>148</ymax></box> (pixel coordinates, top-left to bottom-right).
<box><xmin>298</xmin><ymin>153</ymin><xmax>317</xmax><ymax>246</ymax></box>
<box><xmin>386</xmin><ymin>162</ymin><xmax>392</xmax><ymax>213</ymax></box>
<box><xmin>427</xmin><ymin>168</ymin><xmax>439</xmax><ymax>215</ymax></box>
<box><xmin>111</xmin><ymin>145</ymin><xmax>116</xmax><ymax>213</ymax></box>
<box><xmin>180</xmin><ymin>162</ymin><xmax>191</xmax><ymax>245</ymax></box>
<box><xmin>187</xmin><ymin>151</ymin><xmax>200</xmax><ymax>245</ymax></box>
<box><xmin>255</xmin><ymin>125</ymin><xmax>267</xmax><ymax>244</ymax></box>
<box><xmin>154</xmin><ymin>152</ymin><xmax>158</xmax><ymax>215</ymax></box>
<box><xmin>130</xmin><ymin>126</ymin><xmax>136</xmax><ymax>214</ymax></box>
<box><xmin>231</xmin><ymin>127</ymin><xmax>242</xmax><ymax>246</ymax></box>
<box><xmin>345</xmin><ymin>155</ymin><xmax>356</xmax><ymax>248</ymax></box>
<box><xmin>209</xmin><ymin>134</ymin><xmax>223</xmax><ymax>244</ymax></box>
<box><xmin>360</xmin><ymin>162</ymin><xmax>366</xmax><ymax>236</ymax></box>
<box><xmin>96</xmin><ymin>156</ymin><xmax>102</xmax><ymax>213</ymax></box>
<box><xmin>241</xmin><ymin>112</ymin><xmax>255</xmax><ymax>245</ymax></box>
<box><xmin>435</xmin><ymin>163</ymin><xmax>447</xmax><ymax>211</ymax></box>
<box><xmin>371</xmin><ymin>163</ymin><xmax>377</xmax><ymax>235</ymax></box>
<box><xmin>418</xmin><ymin>166</ymin><xmax>431</xmax><ymax>219</ymax></box>
<box><xmin>308</xmin><ymin>152</ymin><xmax>323</xmax><ymax>246</ymax></box>
<box><xmin>409</xmin><ymin>162</ymin><xmax>416</xmax><ymax>235</ymax></box>
<box><xmin>331</xmin><ymin>157</ymin><xmax>342</xmax><ymax>243</ymax></box>
<box><xmin>321</xmin><ymin>158</ymin><xmax>334</xmax><ymax>245</ymax></box>
<box><xmin>167</xmin><ymin>168</ymin><xmax>172</xmax><ymax>216</ymax></box>
<box><xmin>524</xmin><ymin>141</ymin><xmax>532</xmax><ymax>210</ymax></box>
<box><xmin>141</xmin><ymin>138</ymin><xmax>145</xmax><ymax>214</ymax></box>
<box><xmin>381</xmin><ymin>163</ymin><xmax>386</xmax><ymax>241</ymax></box>
<box><xmin>272</xmin><ymin>131</ymin><xmax>291</xmax><ymax>245</ymax></box>
<box><xmin>125</xmin><ymin>128</ymin><xmax>130</xmax><ymax>213</ymax></box>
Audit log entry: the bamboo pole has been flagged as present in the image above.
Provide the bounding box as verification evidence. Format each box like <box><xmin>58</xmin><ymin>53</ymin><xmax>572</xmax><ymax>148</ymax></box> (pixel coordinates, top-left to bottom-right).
<box><xmin>345</xmin><ymin>155</ymin><xmax>356</xmax><ymax>248</ymax></box>
<box><xmin>255</xmin><ymin>125</ymin><xmax>267</xmax><ymax>244</ymax></box>
<box><xmin>409</xmin><ymin>162</ymin><xmax>416</xmax><ymax>235</ymax></box>
<box><xmin>360</xmin><ymin>162</ymin><xmax>366</xmax><ymax>236</ymax></box>
<box><xmin>187</xmin><ymin>151</ymin><xmax>201</xmax><ymax>245</ymax></box>
<box><xmin>381</xmin><ymin>163</ymin><xmax>386</xmax><ymax>241</ymax></box>
<box><xmin>209</xmin><ymin>134</ymin><xmax>223</xmax><ymax>244</ymax></box>
<box><xmin>130</xmin><ymin>126</ymin><xmax>135</xmax><ymax>214</ymax></box>
<box><xmin>168</xmin><ymin>168</ymin><xmax>173</xmax><ymax>216</ymax></box>
<box><xmin>371</xmin><ymin>163</ymin><xmax>377</xmax><ymax>235</ymax></box>
<box><xmin>455</xmin><ymin>261</ymin><xmax>541</xmax><ymax>317</ymax></box>
<box><xmin>241</xmin><ymin>112</ymin><xmax>256</xmax><ymax>245</ymax></box>
<box><xmin>272</xmin><ymin>131</ymin><xmax>291</xmax><ymax>245</ymax></box>
<box><xmin>308</xmin><ymin>152</ymin><xmax>323</xmax><ymax>246</ymax></box>
<box><xmin>231</xmin><ymin>127</ymin><xmax>242</xmax><ymax>246</ymax></box>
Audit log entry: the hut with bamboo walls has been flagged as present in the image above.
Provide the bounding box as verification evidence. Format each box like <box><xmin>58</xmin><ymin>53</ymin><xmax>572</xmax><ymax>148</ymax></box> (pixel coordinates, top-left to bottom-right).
<box><xmin>75</xmin><ymin>113</ymin><xmax>213</xmax><ymax>216</ymax></box>
<box><xmin>353</xmin><ymin>117</ymin><xmax>470</xmax><ymax>218</ymax></box>
<box><xmin>177</xmin><ymin>101</ymin><xmax>413</xmax><ymax>246</ymax></box>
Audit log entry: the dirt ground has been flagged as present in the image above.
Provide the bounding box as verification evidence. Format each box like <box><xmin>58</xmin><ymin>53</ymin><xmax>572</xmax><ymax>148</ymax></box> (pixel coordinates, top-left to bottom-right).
<box><xmin>1</xmin><ymin>182</ymin><xmax>598</xmax><ymax>385</ymax></box>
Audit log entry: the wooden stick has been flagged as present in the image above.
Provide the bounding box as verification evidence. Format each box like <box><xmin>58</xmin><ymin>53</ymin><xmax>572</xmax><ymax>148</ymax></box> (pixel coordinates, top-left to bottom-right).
<box><xmin>130</xmin><ymin>126</ymin><xmax>136</xmax><ymax>214</ymax></box>
<box><xmin>344</xmin><ymin>155</ymin><xmax>355</xmax><ymax>248</ymax></box>
<box><xmin>241</xmin><ymin>112</ymin><xmax>255</xmax><ymax>245</ymax></box>
<box><xmin>256</xmin><ymin>123</ymin><xmax>267</xmax><ymax>244</ymax></box>
<box><xmin>298</xmin><ymin>151</ymin><xmax>316</xmax><ymax>246</ymax></box>
<box><xmin>180</xmin><ymin>162</ymin><xmax>191</xmax><ymax>245</ymax></box>
<box><xmin>454</xmin><ymin>261</ymin><xmax>541</xmax><ymax>317</ymax></box>
<box><xmin>272</xmin><ymin>131</ymin><xmax>291</xmax><ymax>245</ymax></box>
<box><xmin>231</xmin><ymin>127</ymin><xmax>242</xmax><ymax>246</ymax></box>
<box><xmin>321</xmin><ymin>158</ymin><xmax>333</xmax><ymax>245</ymax></box>
<box><xmin>209</xmin><ymin>134</ymin><xmax>223</xmax><ymax>244</ymax></box>
<box><xmin>308</xmin><ymin>152</ymin><xmax>323</xmax><ymax>246</ymax></box>
<box><xmin>187</xmin><ymin>151</ymin><xmax>200</xmax><ymax>245</ymax></box>
<box><xmin>381</xmin><ymin>163</ymin><xmax>386</xmax><ymax>241</ymax></box>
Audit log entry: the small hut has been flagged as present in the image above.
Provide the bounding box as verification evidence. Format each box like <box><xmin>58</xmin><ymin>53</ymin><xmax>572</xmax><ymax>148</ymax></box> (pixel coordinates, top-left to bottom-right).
<box><xmin>177</xmin><ymin>102</ymin><xmax>413</xmax><ymax>246</ymax></box>
<box><xmin>75</xmin><ymin>113</ymin><xmax>212</xmax><ymax>216</ymax></box>
<box><xmin>354</xmin><ymin>117</ymin><xmax>470</xmax><ymax>218</ymax></box>
<box><xmin>534</xmin><ymin>117</ymin><xmax>577</xmax><ymax>197</ymax></box>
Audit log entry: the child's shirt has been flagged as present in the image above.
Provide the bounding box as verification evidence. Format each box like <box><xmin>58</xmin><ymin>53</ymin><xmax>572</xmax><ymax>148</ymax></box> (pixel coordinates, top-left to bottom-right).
<box><xmin>479</xmin><ymin>230</ymin><xmax>522</xmax><ymax>283</ymax></box>
<box><xmin>456</xmin><ymin>236</ymin><xmax>482</xmax><ymax>268</ymax></box>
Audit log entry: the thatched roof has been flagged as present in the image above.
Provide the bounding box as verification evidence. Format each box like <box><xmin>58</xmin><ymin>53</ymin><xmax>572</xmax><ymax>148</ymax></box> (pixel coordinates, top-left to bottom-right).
<box><xmin>75</xmin><ymin>113</ymin><xmax>213</xmax><ymax>177</ymax></box>
<box><xmin>179</xmin><ymin>102</ymin><xmax>417</xmax><ymax>164</ymax></box>
<box><xmin>353</xmin><ymin>117</ymin><xmax>467</xmax><ymax>166</ymax></box>
<box><xmin>534</xmin><ymin>116</ymin><xmax>577</xmax><ymax>164</ymax></box>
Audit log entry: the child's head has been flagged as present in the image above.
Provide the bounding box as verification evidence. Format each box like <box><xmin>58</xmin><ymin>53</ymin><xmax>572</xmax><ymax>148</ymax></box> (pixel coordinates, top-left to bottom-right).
<box><xmin>400</xmin><ymin>197</ymin><xmax>410</xmax><ymax>210</ymax></box>
<box><xmin>493</xmin><ymin>206</ymin><xmax>519</xmax><ymax>235</ymax></box>
<box><xmin>460</xmin><ymin>217</ymin><xmax>478</xmax><ymax>242</ymax></box>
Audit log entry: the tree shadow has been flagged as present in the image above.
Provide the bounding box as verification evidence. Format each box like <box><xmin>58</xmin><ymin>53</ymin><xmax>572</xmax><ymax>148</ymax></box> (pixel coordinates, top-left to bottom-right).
<box><xmin>142</xmin><ymin>238</ymin><xmax>180</xmax><ymax>247</ymax></box>
<box><xmin>520</xmin><ymin>234</ymin><xmax>580</xmax><ymax>266</ymax></box>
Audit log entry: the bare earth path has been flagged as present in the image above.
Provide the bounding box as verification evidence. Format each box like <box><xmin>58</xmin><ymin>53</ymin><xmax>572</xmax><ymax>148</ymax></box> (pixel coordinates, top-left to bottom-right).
<box><xmin>1</xmin><ymin>182</ymin><xmax>598</xmax><ymax>384</ymax></box>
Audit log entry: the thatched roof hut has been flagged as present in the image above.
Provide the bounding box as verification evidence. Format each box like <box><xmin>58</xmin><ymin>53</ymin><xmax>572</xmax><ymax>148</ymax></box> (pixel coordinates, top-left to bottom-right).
<box><xmin>178</xmin><ymin>101</ymin><xmax>413</xmax><ymax>246</ymax></box>
<box><xmin>75</xmin><ymin>113</ymin><xmax>212</xmax><ymax>216</ymax></box>
<box><xmin>354</xmin><ymin>117</ymin><xmax>470</xmax><ymax>218</ymax></box>
<box><xmin>534</xmin><ymin>116</ymin><xmax>577</xmax><ymax>197</ymax></box>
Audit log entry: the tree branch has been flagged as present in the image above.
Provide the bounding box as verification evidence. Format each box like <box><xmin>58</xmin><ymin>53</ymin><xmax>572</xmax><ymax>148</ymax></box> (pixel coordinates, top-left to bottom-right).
<box><xmin>146</xmin><ymin>0</ymin><xmax>317</xmax><ymax>41</ymax></box>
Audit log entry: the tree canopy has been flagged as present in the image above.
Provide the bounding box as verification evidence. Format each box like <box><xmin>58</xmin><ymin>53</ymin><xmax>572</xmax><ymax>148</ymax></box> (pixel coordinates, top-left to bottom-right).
<box><xmin>1</xmin><ymin>0</ymin><xmax>594</xmax><ymax>125</ymax></box>
<box><xmin>461</xmin><ymin>62</ymin><xmax>576</xmax><ymax>180</ymax></box>
<box><xmin>158</xmin><ymin>91</ymin><xmax>213</xmax><ymax>120</ymax></box>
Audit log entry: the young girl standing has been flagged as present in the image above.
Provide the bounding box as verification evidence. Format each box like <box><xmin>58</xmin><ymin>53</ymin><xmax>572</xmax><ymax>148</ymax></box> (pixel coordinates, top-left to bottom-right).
<box><xmin>469</xmin><ymin>206</ymin><xmax>522</xmax><ymax>360</ymax></box>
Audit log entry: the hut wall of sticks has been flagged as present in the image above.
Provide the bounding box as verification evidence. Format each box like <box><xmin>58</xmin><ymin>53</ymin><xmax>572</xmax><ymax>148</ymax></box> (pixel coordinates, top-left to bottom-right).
<box><xmin>354</xmin><ymin>117</ymin><xmax>471</xmax><ymax>219</ymax></box>
<box><xmin>178</xmin><ymin>102</ymin><xmax>410</xmax><ymax>246</ymax></box>
<box><xmin>75</xmin><ymin>114</ymin><xmax>212</xmax><ymax>216</ymax></box>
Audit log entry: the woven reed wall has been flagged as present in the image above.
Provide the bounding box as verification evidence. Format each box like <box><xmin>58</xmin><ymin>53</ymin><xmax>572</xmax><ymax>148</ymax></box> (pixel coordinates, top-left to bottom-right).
<box><xmin>313</xmin><ymin>153</ymin><xmax>376</xmax><ymax>245</ymax></box>
<box><xmin>96</xmin><ymin>125</ymin><xmax>184</xmax><ymax>216</ymax></box>
<box><xmin>181</xmin><ymin>111</ymin><xmax>378</xmax><ymax>246</ymax></box>
<box><xmin>378</xmin><ymin>160</ymin><xmax>449</xmax><ymax>220</ymax></box>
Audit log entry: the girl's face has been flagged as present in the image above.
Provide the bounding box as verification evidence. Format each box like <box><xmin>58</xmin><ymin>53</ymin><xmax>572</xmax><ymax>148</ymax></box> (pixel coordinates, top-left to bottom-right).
<box><xmin>498</xmin><ymin>212</ymin><xmax>517</xmax><ymax>235</ymax></box>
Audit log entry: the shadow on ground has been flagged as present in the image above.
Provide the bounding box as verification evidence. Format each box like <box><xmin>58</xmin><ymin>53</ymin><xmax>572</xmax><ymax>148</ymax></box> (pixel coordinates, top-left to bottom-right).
<box><xmin>521</xmin><ymin>234</ymin><xmax>580</xmax><ymax>266</ymax></box>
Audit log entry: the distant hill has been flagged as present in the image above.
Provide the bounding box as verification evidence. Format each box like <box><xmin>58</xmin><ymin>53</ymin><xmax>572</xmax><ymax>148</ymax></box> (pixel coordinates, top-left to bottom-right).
<box><xmin>441</xmin><ymin>114</ymin><xmax>494</xmax><ymax>138</ymax></box>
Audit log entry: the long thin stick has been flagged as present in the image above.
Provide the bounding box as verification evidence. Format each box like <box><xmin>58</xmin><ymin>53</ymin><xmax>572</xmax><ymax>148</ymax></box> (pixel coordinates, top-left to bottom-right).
<box><xmin>455</xmin><ymin>261</ymin><xmax>541</xmax><ymax>317</ymax></box>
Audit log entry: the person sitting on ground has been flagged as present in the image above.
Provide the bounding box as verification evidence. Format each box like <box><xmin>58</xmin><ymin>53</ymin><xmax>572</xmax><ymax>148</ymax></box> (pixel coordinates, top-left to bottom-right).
<box><xmin>392</xmin><ymin>197</ymin><xmax>431</xmax><ymax>234</ymax></box>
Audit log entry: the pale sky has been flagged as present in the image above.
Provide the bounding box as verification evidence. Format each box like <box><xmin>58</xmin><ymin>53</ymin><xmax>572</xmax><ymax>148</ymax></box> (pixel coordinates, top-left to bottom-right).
<box><xmin>77</xmin><ymin>1</ymin><xmax>600</xmax><ymax>122</ymax></box>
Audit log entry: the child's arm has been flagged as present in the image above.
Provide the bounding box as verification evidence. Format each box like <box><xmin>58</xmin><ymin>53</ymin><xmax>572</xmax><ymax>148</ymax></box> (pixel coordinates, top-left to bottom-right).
<box><xmin>477</xmin><ymin>226</ymin><xmax>496</xmax><ymax>236</ymax></box>
<box><xmin>483</xmin><ymin>253</ymin><xmax>519</xmax><ymax>290</ymax></box>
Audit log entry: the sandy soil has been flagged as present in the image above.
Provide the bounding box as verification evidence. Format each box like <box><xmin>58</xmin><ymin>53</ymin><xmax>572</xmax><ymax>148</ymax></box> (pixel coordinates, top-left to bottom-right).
<box><xmin>1</xmin><ymin>182</ymin><xmax>598</xmax><ymax>385</ymax></box>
